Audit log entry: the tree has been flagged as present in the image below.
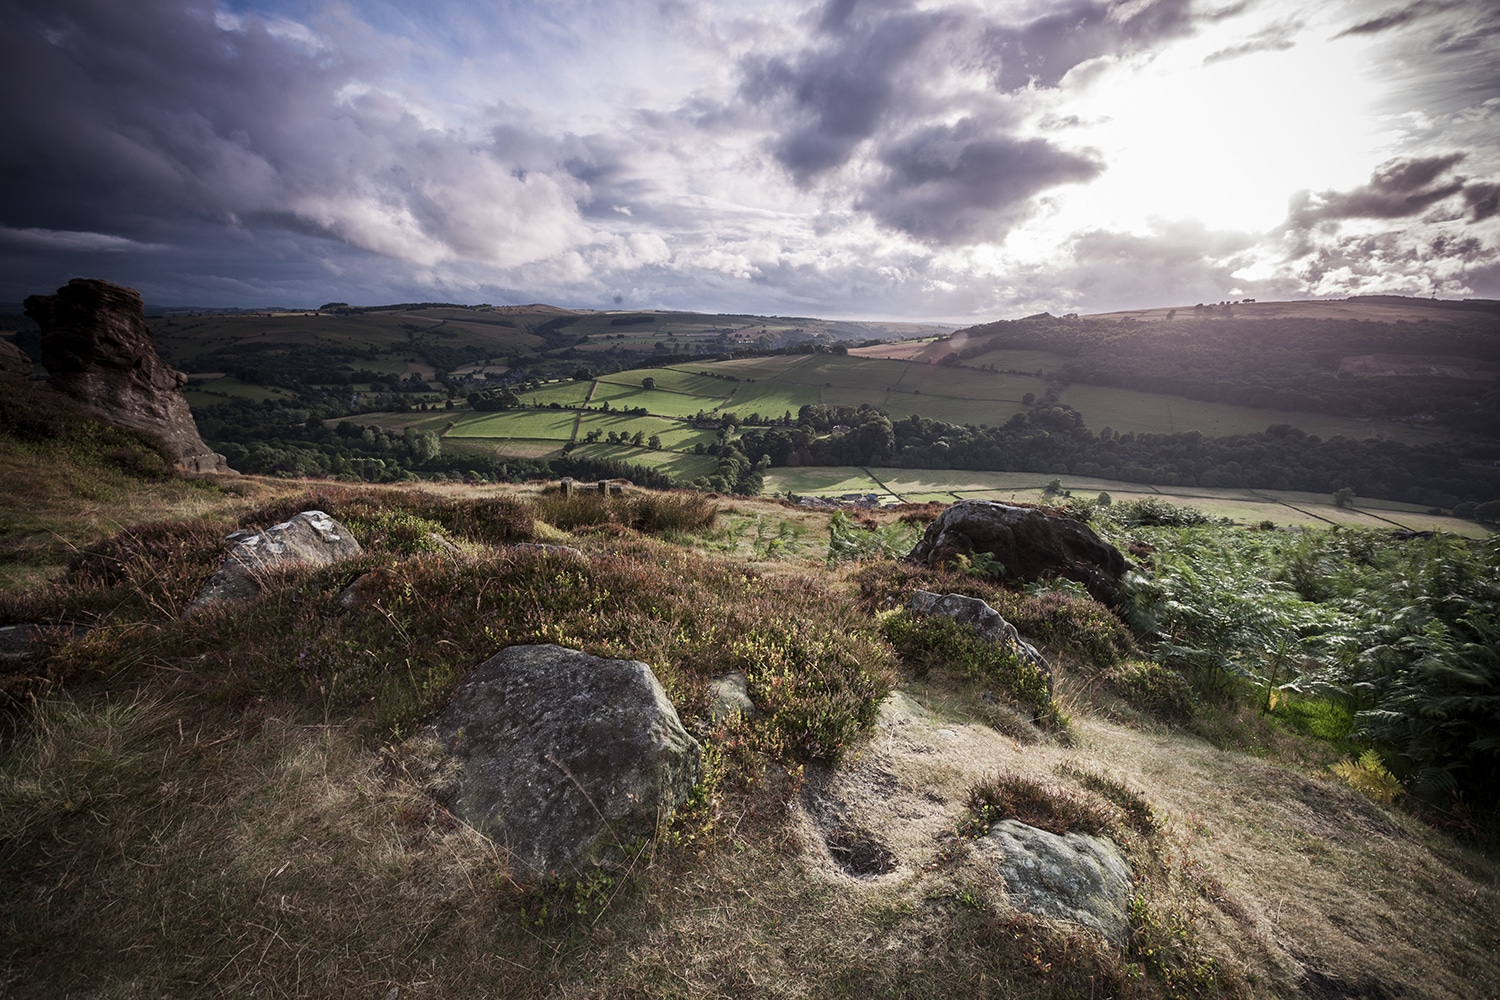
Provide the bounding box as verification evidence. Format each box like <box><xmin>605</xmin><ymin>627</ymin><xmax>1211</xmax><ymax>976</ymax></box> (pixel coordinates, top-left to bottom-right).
<box><xmin>1333</xmin><ymin>487</ymin><xmax>1356</xmax><ymax>508</ymax></box>
<box><xmin>642</xmin><ymin>376</ymin><xmax>657</xmax><ymax>390</ymax></box>
<box><xmin>1475</xmin><ymin>500</ymin><xmax>1500</xmax><ymax>523</ymax></box>
<box><xmin>647</xmin><ymin>434</ymin><xmax>661</xmax><ymax>450</ymax></box>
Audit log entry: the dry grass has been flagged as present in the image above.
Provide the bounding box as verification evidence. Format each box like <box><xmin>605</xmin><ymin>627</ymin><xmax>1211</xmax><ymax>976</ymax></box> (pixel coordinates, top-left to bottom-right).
<box><xmin>2</xmin><ymin>473</ymin><xmax>1499</xmax><ymax>999</ymax></box>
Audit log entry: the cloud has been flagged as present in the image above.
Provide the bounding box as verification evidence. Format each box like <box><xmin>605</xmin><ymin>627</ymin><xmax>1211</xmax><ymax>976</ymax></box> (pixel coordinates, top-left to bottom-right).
<box><xmin>1332</xmin><ymin>0</ymin><xmax>1461</xmax><ymax>39</ymax></box>
<box><xmin>1285</xmin><ymin>154</ymin><xmax>1468</xmax><ymax>229</ymax></box>
<box><xmin>1464</xmin><ymin>182</ymin><xmax>1500</xmax><ymax>222</ymax></box>
<box><xmin>736</xmin><ymin>0</ymin><xmax>1190</xmax><ymax>245</ymax></box>
<box><xmin>1203</xmin><ymin>17</ymin><xmax>1302</xmax><ymax>64</ymax></box>
<box><xmin>979</xmin><ymin>0</ymin><xmax>1197</xmax><ymax>92</ymax></box>
<box><xmin>737</xmin><ymin>4</ymin><xmax>954</xmax><ymax>184</ymax></box>
<box><xmin>0</xmin><ymin>0</ymin><xmax>595</xmax><ymax>277</ymax></box>
<box><xmin>856</xmin><ymin>120</ymin><xmax>1102</xmax><ymax>244</ymax></box>
<box><xmin>0</xmin><ymin>226</ymin><xmax>167</xmax><ymax>252</ymax></box>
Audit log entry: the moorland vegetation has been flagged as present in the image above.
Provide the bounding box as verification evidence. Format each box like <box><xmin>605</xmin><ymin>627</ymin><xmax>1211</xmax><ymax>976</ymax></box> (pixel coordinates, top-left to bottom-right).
<box><xmin>1</xmin><ymin>387</ymin><xmax>1498</xmax><ymax>997</ymax></box>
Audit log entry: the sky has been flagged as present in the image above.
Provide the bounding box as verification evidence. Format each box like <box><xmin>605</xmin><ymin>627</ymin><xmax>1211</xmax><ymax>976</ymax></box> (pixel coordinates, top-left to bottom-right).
<box><xmin>2</xmin><ymin>0</ymin><xmax>1498</xmax><ymax>320</ymax></box>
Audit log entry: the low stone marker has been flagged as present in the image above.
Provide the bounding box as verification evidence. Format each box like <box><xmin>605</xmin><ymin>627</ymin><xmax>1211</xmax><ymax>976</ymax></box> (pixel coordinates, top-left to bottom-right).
<box><xmin>433</xmin><ymin>644</ymin><xmax>701</xmax><ymax>879</ymax></box>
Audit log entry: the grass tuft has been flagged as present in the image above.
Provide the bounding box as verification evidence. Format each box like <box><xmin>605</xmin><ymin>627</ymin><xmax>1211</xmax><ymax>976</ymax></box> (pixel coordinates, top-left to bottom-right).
<box><xmin>960</xmin><ymin>772</ymin><xmax>1115</xmax><ymax>838</ymax></box>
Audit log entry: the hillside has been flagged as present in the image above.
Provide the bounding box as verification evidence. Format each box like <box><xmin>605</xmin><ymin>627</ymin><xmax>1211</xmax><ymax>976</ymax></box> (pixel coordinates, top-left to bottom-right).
<box><xmin>22</xmin><ymin>292</ymin><xmax>1483</xmax><ymax>512</ymax></box>
<box><xmin>2</xmin><ymin>400</ymin><xmax>1499</xmax><ymax>997</ymax></box>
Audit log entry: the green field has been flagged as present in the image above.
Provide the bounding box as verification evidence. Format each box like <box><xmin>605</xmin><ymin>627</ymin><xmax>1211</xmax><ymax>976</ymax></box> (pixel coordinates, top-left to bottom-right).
<box><xmin>604</xmin><ymin>369</ymin><xmax>738</xmax><ymax>396</ymax></box>
<box><xmin>566</xmin><ymin>443</ymin><xmax>719</xmax><ymax>480</ymax></box>
<box><xmin>1057</xmin><ymin>384</ymin><xmax>1449</xmax><ymax>444</ymax></box>
<box><xmin>183</xmin><ymin>376</ymin><xmax>296</xmax><ymax>404</ymax></box>
<box><xmin>519</xmin><ymin>383</ymin><xmax>593</xmax><ymax>407</ymax></box>
<box><xmin>444</xmin><ymin>409</ymin><xmax>579</xmax><ymax>441</ymax></box>
<box><xmin>762</xmin><ymin>467</ymin><xmax>1492</xmax><ymax>535</ymax></box>
<box><xmin>720</xmin><ymin>381</ymin><xmax>822</xmax><ymax>418</ymax></box>
<box><xmin>957</xmin><ymin>348</ymin><xmax>1072</xmax><ymax>373</ymax></box>
<box><xmin>588</xmin><ymin>381</ymin><xmax>729</xmax><ymax>417</ymax></box>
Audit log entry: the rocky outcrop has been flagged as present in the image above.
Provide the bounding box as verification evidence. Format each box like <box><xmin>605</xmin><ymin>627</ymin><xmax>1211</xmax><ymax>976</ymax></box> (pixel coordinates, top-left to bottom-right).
<box><xmin>189</xmin><ymin>511</ymin><xmax>363</xmax><ymax>612</ymax></box>
<box><xmin>433</xmin><ymin>644</ymin><xmax>701</xmax><ymax>879</ymax></box>
<box><xmin>974</xmin><ymin>819</ymin><xmax>1133</xmax><ymax>944</ymax></box>
<box><xmin>0</xmin><ymin>338</ymin><xmax>32</xmax><ymax>382</ymax></box>
<box><xmin>908</xmin><ymin>500</ymin><xmax>1127</xmax><ymax>608</ymax></box>
<box><xmin>908</xmin><ymin>590</ymin><xmax>1052</xmax><ymax>695</ymax></box>
<box><xmin>23</xmin><ymin>278</ymin><xmax>230</xmax><ymax>474</ymax></box>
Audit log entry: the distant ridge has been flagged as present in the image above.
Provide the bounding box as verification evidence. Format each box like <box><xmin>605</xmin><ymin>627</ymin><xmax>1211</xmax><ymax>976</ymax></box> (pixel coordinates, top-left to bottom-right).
<box><xmin>1346</xmin><ymin>294</ymin><xmax>1500</xmax><ymax>314</ymax></box>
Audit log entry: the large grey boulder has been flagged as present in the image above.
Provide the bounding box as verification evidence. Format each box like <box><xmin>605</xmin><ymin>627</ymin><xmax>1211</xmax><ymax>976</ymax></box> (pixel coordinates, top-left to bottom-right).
<box><xmin>975</xmin><ymin>819</ymin><xmax>1133</xmax><ymax>944</ymax></box>
<box><xmin>908</xmin><ymin>590</ymin><xmax>1052</xmax><ymax>695</ymax></box>
<box><xmin>433</xmin><ymin>644</ymin><xmax>701</xmax><ymax>879</ymax></box>
<box><xmin>909</xmin><ymin>500</ymin><xmax>1127</xmax><ymax>608</ymax></box>
<box><xmin>189</xmin><ymin>511</ymin><xmax>362</xmax><ymax>611</ymax></box>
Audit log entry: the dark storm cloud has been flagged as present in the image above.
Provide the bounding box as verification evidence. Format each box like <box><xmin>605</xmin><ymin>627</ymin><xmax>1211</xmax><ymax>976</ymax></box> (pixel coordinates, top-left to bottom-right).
<box><xmin>741</xmin><ymin>0</ymin><xmax>1198</xmax><ymax>183</ymax></box>
<box><xmin>1285</xmin><ymin>154</ymin><xmax>1468</xmax><ymax>229</ymax></box>
<box><xmin>0</xmin><ymin>0</ymin><xmax>593</xmax><ymax>306</ymax></box>
<box><xmin>856</xmin><ymin>120</ymin><xmax>1102</xmax><ymax>244</ymax></box>
<box><xmin>737</xmin><ymin>0</ymin><xmax>1203</xmax><ymax>246</ymax></box>
<box><xmin>737</xmin><ymin>4</ymin><xmax>950</xmax><ymax>183</ymax></box>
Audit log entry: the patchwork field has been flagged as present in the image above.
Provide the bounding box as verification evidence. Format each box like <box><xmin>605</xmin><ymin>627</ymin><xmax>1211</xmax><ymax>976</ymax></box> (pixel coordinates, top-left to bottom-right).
<box><xmin>762</xmin><ymin>467</ymin><xmax>1492</xmax><ymax>535</ymax></box>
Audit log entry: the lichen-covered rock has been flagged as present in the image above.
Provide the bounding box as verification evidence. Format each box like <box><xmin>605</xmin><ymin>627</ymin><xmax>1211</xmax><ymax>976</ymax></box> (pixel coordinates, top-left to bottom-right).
<box><xmin>23</xmin><ymin>278</ymin><xmax>230</xmax><ymax>473</ymax></box>
<box><xmin>908</xmin><ymin>590</ymin><xmax>1052</xmax><ymax>694</ymax></box>
<box><xmin>976</xmin><ymin>819</ymin><xmax>1133</xmax><ymax>944</ymax></box>
<box><xmin>707</xmin><ymin>671</ymin><xmax>754</xmax><ymax>724</ymax></box>
<box><xmin>434</xmin><ymin>644</ymin><xmax>701</xmax><ymax>879</ymax></box>
<box><xmin>189</xmin><ymin>511</ymin><xmax>362</xmax><ymax>612</ymax></box>
<box><xmin>908</xmin><ymin>500</ymin><xmax>1126</xmax><ymax>608</ymax></box>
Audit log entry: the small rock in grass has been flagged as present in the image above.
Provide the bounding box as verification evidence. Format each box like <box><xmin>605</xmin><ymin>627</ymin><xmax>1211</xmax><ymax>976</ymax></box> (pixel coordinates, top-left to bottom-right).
<box><xmin>975</xmin><ymin>818</ymin><xmax>1133</xmax><ymax>944</ymax></box>
<box><xmin>187</xmin><ymin>510</ymin><xmax>362</xmax><ymax>613</ymax></box>
<box><xmin>707</xmin><ymin>671</ymin><xmax>755</xmax><ymax>724</ymax></box>
<box><xmin>433</xmin><ymin>644</ymin><xmax>700</xmax><ymax>880</ymax></box>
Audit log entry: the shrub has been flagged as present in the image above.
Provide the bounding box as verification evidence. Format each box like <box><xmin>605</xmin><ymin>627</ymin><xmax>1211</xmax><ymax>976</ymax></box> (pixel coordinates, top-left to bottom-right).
<box><xmin>1108</xmin><ymin>660</ymin><xmax>1197</xmax><ymax>722</ymax></box>
<box><xmin>531</xmin><ymin>490</ymin><xmax>717</xmax><ymax>535</ymax></box>
<box><xmin>1057</xmin><ymin>764</ymin><xmax>1160</xmax><ymax>834</ymax></box>
<box><xmin>851</xmin><ymin>562</ymin><xmax>1134</xmax><ymax>670</ymax></box>
<box><xmin>1105</xmin><ymin>498</ymin><xmax>1212</xmax><ymax>528</ymax></box>
<box><xmin>239</xmin><ymin>488</ymin><xmax>535</xmax><ymax>547</ymax></box>
<box><xmin>1331</xmin><ymin>750</ymin><xmax>1403</xmax><ymax>805</ymax></box>
<box><xmin>881</xmin><ymin>610</ymin><xmax>1058</xmax><ymax>727</ymax></box>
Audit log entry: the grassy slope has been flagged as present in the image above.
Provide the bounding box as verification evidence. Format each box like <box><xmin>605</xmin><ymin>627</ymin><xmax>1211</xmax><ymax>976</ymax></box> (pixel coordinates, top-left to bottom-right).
<box><xmin>1</xmin><ymin>456</ymin><xmax>1497</xmax><ymax>998</ymax></box>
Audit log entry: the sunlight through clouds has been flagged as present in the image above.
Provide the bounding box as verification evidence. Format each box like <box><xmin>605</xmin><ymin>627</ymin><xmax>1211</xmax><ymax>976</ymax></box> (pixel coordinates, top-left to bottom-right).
<box><xmin>0</xmin><ymin>0</ymin><xmax>1495</xmax><ymax>316</ymax></box>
